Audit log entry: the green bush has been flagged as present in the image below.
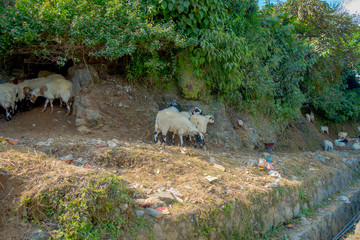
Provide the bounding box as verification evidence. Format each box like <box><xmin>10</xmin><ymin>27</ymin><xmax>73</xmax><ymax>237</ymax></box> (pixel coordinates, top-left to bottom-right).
<box><xmin>1</xmin><ymin>0</ymin><xmax>359</xmax><ymax>122</ymax></box>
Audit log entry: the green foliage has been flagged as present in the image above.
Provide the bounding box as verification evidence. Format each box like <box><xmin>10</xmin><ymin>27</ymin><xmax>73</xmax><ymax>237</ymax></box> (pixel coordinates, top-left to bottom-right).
<box><xmin>0</xmin><ymin>0</ymin><xmax>183</xmax><ymax>64</ymax></box>
<box><xmin>23</xmin><ymin>174</ymin><xmax>152</xmax><ymax>239</ymax></box>
<box><xmin>152</xmin><ymin>0</ymin><xmax>227</xmax><ymax>37</ymax></box>
<box><xmin>1</xmin><ymin>0</ymin><xmax>360</xmax><ymax>122</ymax></box>
<box><xmin>222</xmin><ymin>202</ymin><xmax>233</xmax><ymax>217</ymax></box>
<box><xmin>277</xmin><ymin>0</ymin><xmax>360</xmax><ymax>121</ymax></box>
<box><xmin>313</xmin><ymin>82</ymin><xmax>360</xmax><ymax>122</ymax></box>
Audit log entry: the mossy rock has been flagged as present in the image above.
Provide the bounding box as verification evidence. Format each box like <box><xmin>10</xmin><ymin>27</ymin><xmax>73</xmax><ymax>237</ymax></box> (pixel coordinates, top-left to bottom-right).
<box><xmin>177</xmin><ymin>53</ymin><xmax>209</xmax><ymax>100</ymax></box>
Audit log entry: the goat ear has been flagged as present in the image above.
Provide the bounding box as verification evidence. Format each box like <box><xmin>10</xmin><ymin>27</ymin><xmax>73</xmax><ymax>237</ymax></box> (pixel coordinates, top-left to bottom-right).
<box><xmin>40</xmin><ymin>86</ymin><xmax>48</xmax><ymax>95</ymax></box>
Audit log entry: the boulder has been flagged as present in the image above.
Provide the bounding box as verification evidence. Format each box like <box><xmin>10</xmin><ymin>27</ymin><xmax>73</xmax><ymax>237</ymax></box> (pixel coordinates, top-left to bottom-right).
<box><xmin>182</xmin><ymin>100</ymin><xmax>242</xmax><ymax>150</ymax></box>
<box><xmin>68</xmin><ymin>64</ymin><xmax>99</xmax><ymax>95</ymax></box>
<box><xmin>69</xmin><ymin>65</ymin><xmax>102</xmax><ymax>129</ymax></box>
<box><xmin>77</xmin><ymin>126</ymin><xmax>92</xmax><ymax>134</ymax></box>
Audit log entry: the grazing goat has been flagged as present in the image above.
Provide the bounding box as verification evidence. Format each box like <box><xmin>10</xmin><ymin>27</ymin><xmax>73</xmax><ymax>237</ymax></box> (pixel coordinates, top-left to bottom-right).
<box><xmin>29</xmin><ymin>78</ymin><xmax>73</xmax><ymax>115</ymax></box>
<box><xmin>320</xmin><ymin>126</ymin><xmax>329</xmax><ymax>135</ymax></box>
<box><xmin>338</xmin><ymin>132</ymin><xmax>348</xmax><ymax>140</ymax></box>
<box><xmin>334</xmin><ymin>139</ymin><xmax>346</xmax><ymax>147</ymax></box>
<box><xmin>157</xmin><ymin>101</ymin><xmax>203</xmax><ymax>144</ymax></box>
<box><xmin>310</xmin><ymin>112</ymin><xmax>315</xmax><ymax>123</ymax></box>
<box><xmin>324</xmin><ymin>140</ymin><xmax>333</xmax><ymax>151</ymax></box>
<box><xmin>154</xmin><ymin>111</ymin><xmax>203</xmax><ymax>147</ymax></box>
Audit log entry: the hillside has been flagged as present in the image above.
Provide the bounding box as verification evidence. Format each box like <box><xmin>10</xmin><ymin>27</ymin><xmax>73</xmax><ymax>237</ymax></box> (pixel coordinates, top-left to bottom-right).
<box><xmin>1</xmin><ymin>73</ymin><xmax>360</xmax><ymax>239</ymax></box>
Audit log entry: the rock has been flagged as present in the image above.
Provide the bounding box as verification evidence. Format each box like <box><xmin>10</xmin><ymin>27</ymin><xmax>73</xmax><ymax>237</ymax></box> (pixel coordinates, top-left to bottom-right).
<box><xmin>205</xmin><ymin>175</ymin><xmax>219</xmax><ymax>183</ymax></box>
<box><xmin>213</xmin><ymin>164</ymin><xmax>225</xmax><ymax>172</ymax></box>
<box><xmin>36</xmin><ymin>139</ymin><xmax>53</xmax><ymax>146</ymax></box>
<box><xmin>268</xmin><ymin>170</ymin><xmax>282</xmax><ymax>178</ymax></box>
<box><xmin>314</xmin><ymin>154</ymin><xmax>325</xmax><ymax>163</ymax></box>
<box><xmin>74</xmin><ymin>95</ymin><xmax>103</xmax><ymax>127</ymax></box>
<box><xmin>37</xmin><ymin>70</ymin><xmax>54</xmax><ymax>78</ymax></box>
<box><xmin>169</xmin><ymin>187</ymin><xmax>183</xmax><ymax>197</ymax></box>
<box><xmin>209</xmin><ymin>157</ymin><xmax>216</xmax><ymax>162</ymax></box>
<box><xmin>135</xmin><ymin>209</ymin><xmax>145</xmax><ymax>217</ymax></box>
<box><xmin>177</xmin><ymin>52</ymin><xmax>209</xmax><ymax>100</ymax></box>
<box><xmin>338</xmin><ymin>195</ymin><xmax>351</xmax><ymax>204</ymax></box>
<box><xmin>144</xmin><ymin>208</ymin><xmax>164</xmax><ymax>218</ymax></box>
<box><xmin>152</xmin><ymin>192</ymin><xmax>176</xmax><ymax>204</ymax></box>
<box><xmin>60</xmin><ymin>154</ymin><xmax>73</xmax><ymax>161</ymax></box>
<box><xmin>68</xmin><ymin>64</ymin><xmax>98</xmax><ymax>95</ymax></box>
<box><xmin>29</xmin><ymin>229</ymin><xmax>52</xmax><ymax>240</ymax></box>
<box><xmin>110</xmin><ymin>138</ymin><xmax>120</xmax><ymax>144</ymax></box>
<box><xmin>75</xmin><ymin>118</ymin><xmax>86</xmax><ymax>126</ymax></box>
<box><xmin>107</xmin><ymin>140</ymin><xmax>118</xmax><ymax>148</ymax></box>
<box><xmin>145</xmin><ymin>196</ymin><xmax>166</xmax><ymax>207</ymax></box>
<box><xmin>77</xmin><ymin>126</ymin><xmax>92</xmax><ymax>134</ymax></box>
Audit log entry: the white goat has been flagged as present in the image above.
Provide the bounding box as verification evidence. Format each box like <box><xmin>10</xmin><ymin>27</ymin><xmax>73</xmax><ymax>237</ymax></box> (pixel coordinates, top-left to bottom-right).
<box><xmin>310</xmin><ymin>112</ymin><xmax>315</xmax><ymax>123</ymax></box>
<box><xmin>324</xmin><ymin>140</ymin><xmax>333</xmax><ymax>151</ymax></box>
<box><xmin>0</xmin><ymin>83</ymin><xmax>17</xmax><ymax>121</ymax></box>
<box><xmin>190</xmin><ymin>114</ymin><xmax>215</xmax><ymax>134</ymax></box>
<box><xmin>352</xmin><ymin>143</ymin><xmax>360</xmax><ymax>150</ymax></box>
<box><xmin>157</xmin><ymin>102</ymin><xmax>202</xmax><ymax>144</ymax></box>
<box><xmin>338</xmin><ymin>132</ymin><xmax>348</xmax><ymax>140</ymax></box>
<box><xmin>29</xmin><ymin>78</ymin><xmax>73</xmax><ymax>115</ymax></box>
<box><xmin>154</xmin><ymin>111</ymin><xmax>203</xmax><ymax>147</ymax></box>
<box><xmin>334</xmin><ymin>139</ymin><xmax>346</xmax><ymax>147</ymax></box>
<box><xmin>305</xmin><ymin>113</ymin><xmax>311</xmax><ymax>123</ymax></box>
<box><xmin>320</xmin><ymin>126</ymin><xmax>329</xmax><ymax>135</ymax></box>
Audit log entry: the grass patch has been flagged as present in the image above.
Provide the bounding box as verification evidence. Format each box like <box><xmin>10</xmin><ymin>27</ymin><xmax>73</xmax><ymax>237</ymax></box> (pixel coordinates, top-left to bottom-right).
<box><xmin>22</xmin><ymin>174</ymin><xmax>153</xmax><ymax>239</ymax></box>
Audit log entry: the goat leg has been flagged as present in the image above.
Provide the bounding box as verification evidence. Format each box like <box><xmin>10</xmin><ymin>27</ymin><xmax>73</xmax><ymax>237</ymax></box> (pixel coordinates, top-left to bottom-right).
<box><xmin>42</xmin><ymin>99</ymin><xmax>49</xmax><ymax>112</ymax></box>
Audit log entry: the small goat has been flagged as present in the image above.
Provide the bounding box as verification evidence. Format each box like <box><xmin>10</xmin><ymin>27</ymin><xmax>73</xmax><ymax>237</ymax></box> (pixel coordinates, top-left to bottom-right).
<box><xmin>320</xmin><ymin>126</ymin><xmax>329</xmax><ymax>135</ymax></box>
<box><xmin>338</xmin><ymin>132</ymin><xmax>348</xmax><ymax>140</ymax></box>
<box><xmin>324</xmin><ymin>140</ymin><xmax>333</xmax><ymax>151</ymax></box>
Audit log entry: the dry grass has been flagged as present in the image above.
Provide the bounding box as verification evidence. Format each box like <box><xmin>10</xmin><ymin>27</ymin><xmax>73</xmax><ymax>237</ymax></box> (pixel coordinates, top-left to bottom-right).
<box><xmin>0</xmin><ymin>140</ymin><xmax>358</xmax><ymax>239</ymax></box>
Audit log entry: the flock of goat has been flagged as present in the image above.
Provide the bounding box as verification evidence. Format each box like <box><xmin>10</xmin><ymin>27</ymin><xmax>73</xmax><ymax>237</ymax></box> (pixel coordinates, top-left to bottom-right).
<box><xmin>305</xmin><ymin>112</ymin><xmax>360</xmax><ymax>151</ymax></box>
<box><xmin>154</xmin><ymin>101</ymin><xmax>214</xmax><ymax>148</ymax></box>
<box><xmin>1</xmin><ymin>73</ymin><xmax>359</xmax><ymax>151</ymax></box>
<box><xmin>0</xmin><ymin>74</ymin><xmax>73</xmax><ymax>121</ymax></box>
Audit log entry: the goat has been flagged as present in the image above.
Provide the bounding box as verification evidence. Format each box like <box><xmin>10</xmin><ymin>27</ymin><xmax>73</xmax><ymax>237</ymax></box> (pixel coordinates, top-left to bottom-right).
<box><xmin>320</xmin><ymin>126</ymin><xmax>329</xmax><ymax>135</ymax></box>
<box><xmin>324</xmin><ymin>140</ymin><xmax>333</xmax><ymax>151</ymax></box>
<box><xmin>29</xmin><ymin>78</ymin><xmax>73</xmax><ymax>115</ymax></box>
